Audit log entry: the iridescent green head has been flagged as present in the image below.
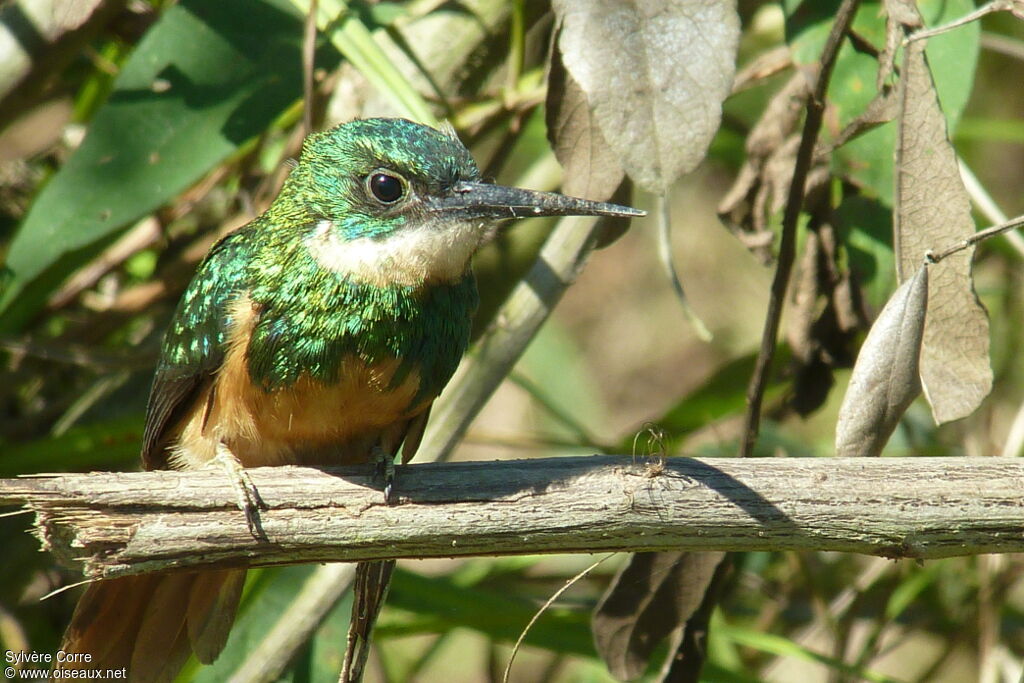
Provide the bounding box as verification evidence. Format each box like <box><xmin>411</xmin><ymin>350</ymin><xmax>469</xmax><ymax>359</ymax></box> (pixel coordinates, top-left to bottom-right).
<box><xmin>269</xmin><ymin>118</ymin><xmax>643</xmax><ymax>286</ymax></box>
<box><xmin>278</xmin><ymin>118</ymin><xmax>642</xmax><ymax>238</ymax></box>
<box><xmin>288</xmin><ymin>118</ymin><xmax>479</xmax><ymax>240</ymax></box>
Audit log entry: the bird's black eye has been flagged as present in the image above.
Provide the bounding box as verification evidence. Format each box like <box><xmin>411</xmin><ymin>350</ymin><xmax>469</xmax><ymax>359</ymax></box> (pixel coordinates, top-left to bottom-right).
<box><xmin>367</xmin><ymin>172</ymin><xmax>404</xmax><ymax>204</ymax></box>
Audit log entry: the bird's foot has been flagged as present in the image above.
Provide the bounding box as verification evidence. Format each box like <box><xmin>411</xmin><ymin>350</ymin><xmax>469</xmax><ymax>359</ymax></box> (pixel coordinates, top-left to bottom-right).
<box><xmin>370</xmin><ymin>446</ymin><xmax>396</xmax><ymax>505</ymax></box>
<box><xmin>212</xmin><ymin>443</ymin><xmax>267</xmax><ymax>539</ymax></box>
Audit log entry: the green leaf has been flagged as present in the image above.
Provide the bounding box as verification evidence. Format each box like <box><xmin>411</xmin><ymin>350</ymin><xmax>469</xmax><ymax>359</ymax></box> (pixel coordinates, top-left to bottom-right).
<box><xmin>0</xmin><ymin>0</ymin><xmax>340</xmax><ymax>332</ymax></box>
<box><xmin>955</xmin><ymin>117</ymin><xmax>1024</xmax><ymax>144</ymax></box>
<box><xmin>885</xmin><ymin>563</ymin><xmax>939</xmax><ymax>621</ymax></box>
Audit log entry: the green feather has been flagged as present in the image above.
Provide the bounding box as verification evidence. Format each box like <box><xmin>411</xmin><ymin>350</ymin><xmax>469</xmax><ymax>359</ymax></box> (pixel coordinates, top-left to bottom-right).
<box><xmin>246</xmin><ymin>232</ymin><xmax>478</xmax><ymax>401</ymax></box>
<box><xmin>157</xmin><ymin>214</ymin><xmax>477</xmax><ymax>403</ymax></box>
<box><xmin>147</xmin><ymin>118</ymin><xmax>483</xmax><ymax>459</ymax></box>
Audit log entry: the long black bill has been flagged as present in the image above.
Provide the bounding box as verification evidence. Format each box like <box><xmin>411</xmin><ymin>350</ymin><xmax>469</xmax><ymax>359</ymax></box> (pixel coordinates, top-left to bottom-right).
<box><xmin>427</xmin><ymin>180</ymin><xmax>645</xmax><ymax>221</ymax></box>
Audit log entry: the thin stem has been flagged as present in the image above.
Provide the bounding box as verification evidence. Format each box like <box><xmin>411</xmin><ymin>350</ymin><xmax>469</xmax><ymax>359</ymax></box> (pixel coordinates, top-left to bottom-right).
<box><xmin>227</xmin><ymin>564</ymin><xmax>354</xmax><ymax>683</ymax></box>
<box><xmin>501</xmin><ymin>556</ymin><xmax>610</xmax><ymax>683</ymax></box>
<box><xmin>740</xmin><ymin>0</ymin><xmax>862</xmax><ymax>458</ymax></box>
<box><xmin>904</xmin><ymin>1</ymin><xmax>1013</xmax><ymax>45</ymax></box>
<box><xmin>958</xmin><ymin>158</ymin><xmax>1024</xmax><ymax>260</ymax></box>
<box><xmin>926</xmin><ymin>214</ymin><xmax>1024</xmax><ymax>264</ymax></box>
<box><xmin>980</xmin><ymin>32</ymin><xmax>1024</xmax><ymax>62</ymax></box>
<box><xmin>657</xmin><ymin>194</ymin><xmax>713</xmax><ymax>341</ymax></box>
<box><xmin>999</xmin><ymin>399</ymin><xmax>1024</xmax><ymax>458</ymax></box>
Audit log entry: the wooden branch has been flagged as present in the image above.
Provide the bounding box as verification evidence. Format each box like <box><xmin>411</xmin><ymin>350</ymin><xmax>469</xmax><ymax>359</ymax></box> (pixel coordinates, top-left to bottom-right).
<box><xmin>3</xmin><ymin>456</ymin><xmax>1023</xmax><ymax>580</ymax></box>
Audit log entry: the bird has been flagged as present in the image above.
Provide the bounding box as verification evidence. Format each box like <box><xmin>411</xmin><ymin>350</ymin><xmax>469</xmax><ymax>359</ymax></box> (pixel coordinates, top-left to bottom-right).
<box><xmin>55</xmin><ymin>117</ymin><xmax>644</xmax><ymax>681</ymax></box>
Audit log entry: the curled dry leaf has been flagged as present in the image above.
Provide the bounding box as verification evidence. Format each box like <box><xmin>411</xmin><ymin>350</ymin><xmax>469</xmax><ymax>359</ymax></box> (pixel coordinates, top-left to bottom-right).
<box><xmin>546</xmin><ymin>36</ymin><xmax>625</xmax><ymax>202</ymax></box>
<box><xmin>878</xmin><ymin>0</ymin><xmax>922</xmax><ymax>89</ymax></box>
<box><xmin>821</xmin><ymin>88</ymin><xmax>899</xmax><ymax>157</ymax></box>
<box><xmin>895</xmin><ymin>35</ymin><xmax>992</xmax><ymax>424</ymax></box>
<box><xmin>788</xmin><ymin>223</ymin><xmax>866</xmax><ymax>417</ymax></box>
<box><xmin>552</xmin><ymin>0</ymin><xmax>739</xmax><ymax>193</ymax></box>
<box><xmin>546</xmin><ymin>33</ymin><xmax>633</xmax><ymax>249</ymax></box>
<box><xmin>718</xmin><ymin>72</ymin><xmax>812</xmax><ymax>263</ymax></box>
<box><xmin>593</xmin><ymin>551</ymin><xmax>725</xmax><ymax>680</ymax></box>
<box><xmin>836</xmin><ymin>265</ymin><xmax>927</xmax><ymax>458</ymax></box>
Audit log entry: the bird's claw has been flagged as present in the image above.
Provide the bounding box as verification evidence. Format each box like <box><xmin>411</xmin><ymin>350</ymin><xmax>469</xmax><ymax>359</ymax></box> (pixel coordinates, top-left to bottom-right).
<box><xmin>371</xmin><ymin>446</ymin><xmax>396</xmax><ymax>505</ymax></box>
<box><xmin>213</xmin><ymin>444</ymin><xmax>267</xmax><ymax>540</ymax></box>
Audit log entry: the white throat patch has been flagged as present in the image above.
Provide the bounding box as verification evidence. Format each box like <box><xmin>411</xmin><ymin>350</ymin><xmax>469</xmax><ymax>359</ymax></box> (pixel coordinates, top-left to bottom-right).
<box><xmin>305</xmin><ymin>219</ymin><xmax>484</xmax><ymax>287</ymax></box>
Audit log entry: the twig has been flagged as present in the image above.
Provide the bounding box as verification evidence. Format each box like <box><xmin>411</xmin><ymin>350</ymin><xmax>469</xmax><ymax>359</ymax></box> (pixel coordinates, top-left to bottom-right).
<box><xmin>502</xmin><ymin>555</ymin><xmax>611</xmax><ymax>683</ymax></box>
<box><xmin>925</xmin><ymin>214</ymin><xmax>1024</xmax><ymax>264</ymax></box>
<box><xmin>731</xmin><ymin>45</ymin><xmax>793</xmax><ymax>94</ymax></box>
<box><xmin>740</xmin><ymin>0</ymin><xmax>862</xmax><ymax>458</ymax></box>
<box><xmin>657</xmin><ymin>194</ymin><xmax>713</xmax><ymax>342</ymax></box>
<box><xmin>958</xmin><ymin>158</ymin><xmax>1024</xmax><ymax>260</ymax></box>
<box><xmin>761</xmin><ymin>557</ymin><xmax>892</xmax><ymax>679</ymax></box>
<box><xmin>0</xmin><ymin>337</ymin><xmax>154</xmax><ymax>370</ymax></box>
<box><xmin>8</xmin><ymin>456</ymin><xmax>1024</xmax><ymax>580</ymax></box>
<box><xmin>904</xmin><ymin>1</ymin><xmax>1016</xmax><ymax>45</ymax></box>
<box><xmin>46</xmin><ymin>217</ymin><xmax>162</xmax><ymax>311</ymax></box>
<box><xmin>980</xmin><ymin>32</ymin><xmax>1024</xmax><ymax>62</ymax></box>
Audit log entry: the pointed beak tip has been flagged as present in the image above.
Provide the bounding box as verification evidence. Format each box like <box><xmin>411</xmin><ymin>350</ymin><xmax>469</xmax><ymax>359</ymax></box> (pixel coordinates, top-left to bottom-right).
<box><xmin>596</xmin><ymin>205</ymin><xmax>645</xmax><ymax>219</ymax></box>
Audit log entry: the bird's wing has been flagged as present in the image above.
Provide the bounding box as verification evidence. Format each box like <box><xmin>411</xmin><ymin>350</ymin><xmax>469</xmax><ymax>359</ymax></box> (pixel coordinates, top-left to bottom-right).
<box><xmin>142</xmin><ymin>230</ymin><xmax>253</xmax><ymax>470</ymax></box>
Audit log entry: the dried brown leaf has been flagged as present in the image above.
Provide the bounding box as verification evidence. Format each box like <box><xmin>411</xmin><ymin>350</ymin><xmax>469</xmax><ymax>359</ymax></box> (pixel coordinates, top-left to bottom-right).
<box><xmin>836</xmin><ymin>266</ymin><xmax>927</xmax><ymax>457</ymax></box>
<box><xmin>546</xmin><ymin>31</ymin><xmax>634</xmax><ymax>250</ymax></box>
<box><xmin>821</xmin><ymin>87</ymin><xmax>898</xmax><ymax>156</ymax></box>
<box><xmin>553</xmin><ymin>0</ymin><xmax>739</xmax><ymax>193</ymax></box>
<box><xmin>895</xmin><ymin>37</ymin><xmax>992</xmax><ymax>424</ymax></box>
<box><xmin>718</xmin><ymin>72</ymin><xmax>811</xmax><ymax>262</ymax></box>
<box><xmin>546</xmin><ymin>37</ymin><xmax>625</xmax><ymax>202</ymax></box>
<box><xmin>731</xmin><ymin>45</ymin><xmax>792</xmax><ymax>94</ymax></box>
<box><xmin>878</xmin><ymin>0</ymin><xmax>921</xmax><ymax>89</ymax></box>
<box><xmin>593</xmin><ymin>551</ymin><xmax>725</xmax><ymax>680</ymax></box>
<box><xmin>787</xmin><ymin>216</ymin><xmax>867</xmax><ymax>417</ymax></box>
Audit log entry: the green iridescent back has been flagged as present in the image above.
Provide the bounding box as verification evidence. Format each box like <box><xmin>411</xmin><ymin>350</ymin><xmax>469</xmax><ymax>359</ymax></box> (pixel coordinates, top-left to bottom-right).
<box><xmin>145</xmin><ymin>218</ymin><xmax>478</xmax><ymax>464</ymax></box>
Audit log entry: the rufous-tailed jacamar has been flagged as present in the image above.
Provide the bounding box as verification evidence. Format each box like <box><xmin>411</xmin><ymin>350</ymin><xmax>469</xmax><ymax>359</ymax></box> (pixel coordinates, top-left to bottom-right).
<box><xmin>56</xmin><ymin>118</ymin><xmax>643</xmax><ymax>681</ymax></box>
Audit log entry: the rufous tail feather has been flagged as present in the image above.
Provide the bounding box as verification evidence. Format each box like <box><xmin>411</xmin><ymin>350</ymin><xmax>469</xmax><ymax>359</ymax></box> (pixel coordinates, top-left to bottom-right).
<box><xmin>56</xmin><ymin>569</ymin><xmax>246</xmax><ymax>682</ymax></box>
